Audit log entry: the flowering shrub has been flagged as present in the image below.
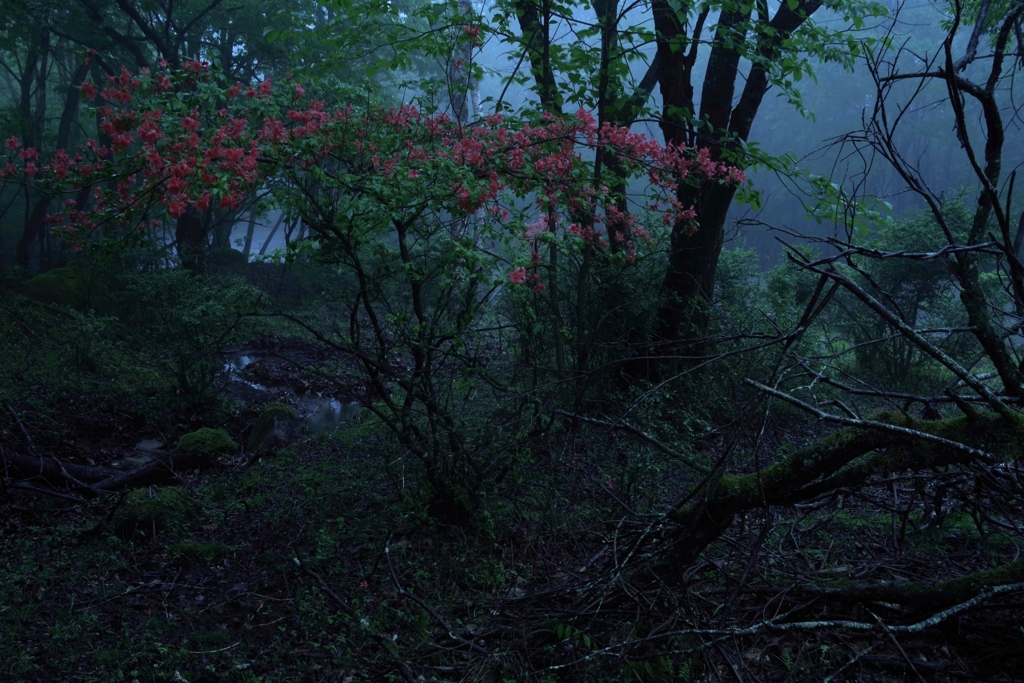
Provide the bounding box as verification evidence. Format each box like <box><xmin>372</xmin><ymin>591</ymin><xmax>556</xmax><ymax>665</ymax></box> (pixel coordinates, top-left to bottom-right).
<box><xmin>0</xmin><ymin>60</ymin><xmax>743</xmax><ymax>520</ymax></box>
<box><xmin>0</xmin><ymin>60</ymin><xmax>742</xmax><ymax>269</ymax></box>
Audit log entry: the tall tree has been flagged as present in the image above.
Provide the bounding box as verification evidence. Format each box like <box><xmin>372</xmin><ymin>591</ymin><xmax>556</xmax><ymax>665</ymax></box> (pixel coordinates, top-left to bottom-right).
<box><xmin>499</xmin><ymin>0</ymin><xmax>887</xmax><ymax>347</ymax></box>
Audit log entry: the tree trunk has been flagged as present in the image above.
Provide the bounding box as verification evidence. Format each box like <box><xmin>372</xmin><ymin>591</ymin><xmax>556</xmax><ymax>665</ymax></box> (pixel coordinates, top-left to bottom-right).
<box><xmin>512</xmin><ymin>0</ymin><xmax>560</xmax><ymax>112</ymax></box>
<box><xmin>242</xmin><ymin>206</ymin><xmax>258</xmax><ymax>257</ymax></box>
<box><xmin>175</xmin><ymin>206</ymin><xmax>208</xmax><ymax>274</ymax></box>
<box><xmin>16</xmin><ymin>60</ymin><xmax>91</xmax><ymax>272</ymax></box>
<box><xmin>652</xmin><ymin>0</ymin><xmax>822</xmax><ymax>343</ymax></box>
<box><xmin>259</xmin><ymin>212</ymin><xmax>286</xmax><ymax>255</ymax></box>
<box><xmin>661</xmin><ymin>410</ymin><xmax>1019</xmax><ymax>574</ymax></box>
<box><xmin>449</xmin><ymin>0</ymin><xmax>476</xmax><ymax>122</ymax></box>
<box><xmin>210</xmin><ymin>210</ymin><xmax>234</xmax><ymax>249</ymax></box>
<box><xmin>656</xmin><ymin>182</ymin><xmax>740</xmax><ymax>340</ymax></box>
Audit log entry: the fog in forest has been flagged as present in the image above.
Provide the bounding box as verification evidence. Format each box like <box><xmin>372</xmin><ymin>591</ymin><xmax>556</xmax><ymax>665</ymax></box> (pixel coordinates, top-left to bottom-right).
<box><xmin>2</xmin><ymin>0</ymin><xmax>1024</xmax><ymax>680</ymax></box>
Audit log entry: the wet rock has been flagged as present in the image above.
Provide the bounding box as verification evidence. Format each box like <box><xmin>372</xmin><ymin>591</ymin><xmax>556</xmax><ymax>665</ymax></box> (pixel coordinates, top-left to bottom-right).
<box><xmin>248</xmin><ymin>403</ymin><xmax>299</xmax><ymax>453</ymax></box>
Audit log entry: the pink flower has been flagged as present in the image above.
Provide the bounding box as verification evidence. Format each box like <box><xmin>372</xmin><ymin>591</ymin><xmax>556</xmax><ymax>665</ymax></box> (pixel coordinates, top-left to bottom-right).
<box><xmin>509</xmin><ymin>267</ymin><xmax>527</xmax><ymax>285</ymax></box>
<box><xmin>462</xmin><ymin>24</ymin><xmax>481</xmax><ymax>45</ymax></box>
<box><xmin>167</xmin><ymin>199</ymin><xmax>187</xmax><ymax>218</ymax></box>
<box><xmin>5</xmin><ymin>136</ymin><xmax>21</xmax><ymax>151</ymax></box>
<box><xmin>80</xmin><ymin>81</ymin><xmax>97</xmax><ymax>99</ymax></box>
<box><xmin>408</xmin><ymin>169</ymin><xmax>420</xmax><ymax>179</ymax></box>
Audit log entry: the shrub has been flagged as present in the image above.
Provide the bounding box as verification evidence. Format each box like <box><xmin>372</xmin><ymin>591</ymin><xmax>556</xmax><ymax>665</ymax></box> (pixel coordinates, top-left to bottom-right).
<box><xmin>116</xmin><ymin>270</ymin><xmax>260</xmax><ymax>405</ymax></box>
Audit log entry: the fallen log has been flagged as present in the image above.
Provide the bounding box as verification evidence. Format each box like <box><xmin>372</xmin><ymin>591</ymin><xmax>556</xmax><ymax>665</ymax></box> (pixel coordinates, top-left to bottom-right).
<box><xmin>2</xmin><ymin>448</ymin><xmax>204</xmax><ymax>493</ymax></box>
<box><xmin>1</xmin><ymin>449</ymin><xmax>118</xmax><ymax>488</ymax></box>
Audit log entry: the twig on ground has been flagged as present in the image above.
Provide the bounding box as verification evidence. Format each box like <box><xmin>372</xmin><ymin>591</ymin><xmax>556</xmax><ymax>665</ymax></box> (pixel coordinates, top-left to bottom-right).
<box><xmin>293</xmin><ymin>555</ymin><xmax>416</xmax><ymax>683</ymax></box>
<box><xmin>385</xmin><ymin>536</ymin><xmax>491</xmax><ymax>657</ymax></box>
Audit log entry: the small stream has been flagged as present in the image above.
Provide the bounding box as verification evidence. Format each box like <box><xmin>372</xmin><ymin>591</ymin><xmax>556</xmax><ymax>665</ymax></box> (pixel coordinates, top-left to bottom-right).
<box><xmin>223</xmin><ymin>351</ymin><xmax>360</xmax><ymax>432</ymax></box>
<box><xmin>223</xmin><ymin>355</ymin><xmax>267</xmax><ymax>392</ymax></box>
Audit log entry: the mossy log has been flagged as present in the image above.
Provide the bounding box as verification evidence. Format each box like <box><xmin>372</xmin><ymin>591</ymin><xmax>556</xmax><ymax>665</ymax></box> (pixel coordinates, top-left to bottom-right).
<box><xmin>801</xmin><ymin>558</ymin><xmax>1024</xmax><ymax>610</ymax></box>
<box><xmin>665</xmin><ymin>411</ymin><xmax>1024</xmax><ymax>568</ymax></box>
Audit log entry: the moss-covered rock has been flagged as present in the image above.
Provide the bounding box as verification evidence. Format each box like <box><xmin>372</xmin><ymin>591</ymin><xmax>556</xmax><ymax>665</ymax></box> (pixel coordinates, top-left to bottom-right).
<box><xmin>248</xmin><ymin>402</ymin><xmax>298</xmax><ymax>452</ymax></box>
<box><xmin>112</xmin><ymin>487</ymin><xmax>197</xmax><ymax>540</ymax></box>
<box><xmin>23</xmin><ymin>267</ymin><xmax>109</xmax><ymax>311</ymax></box>
<box><xmin>177</xmin><ymin>427</ymin><xmax>237</xmax><ymax>462</ymax></box>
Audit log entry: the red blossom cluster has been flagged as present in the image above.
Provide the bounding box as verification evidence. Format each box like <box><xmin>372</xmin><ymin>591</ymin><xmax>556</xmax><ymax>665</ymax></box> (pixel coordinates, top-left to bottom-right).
<box><xmin>0</xmin><ymin>60</ymin><xmax>742</xmax><ymax>269</ymax></box>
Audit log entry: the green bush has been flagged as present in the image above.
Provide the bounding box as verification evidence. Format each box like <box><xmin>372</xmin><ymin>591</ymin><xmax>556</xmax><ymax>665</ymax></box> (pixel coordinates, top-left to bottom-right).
<box><xmin>831</xmin><ymin>204</ymin><xmax>985</xmax><ymax>392</ymax></box>
<box><xmin>116</xmin><ymin>270</ymin><xmax>261</xmax><ymax>405</ymax></box>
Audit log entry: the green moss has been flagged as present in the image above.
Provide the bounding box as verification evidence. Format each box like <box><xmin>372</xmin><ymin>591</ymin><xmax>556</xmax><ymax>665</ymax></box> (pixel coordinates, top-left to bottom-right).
<box><xmin>112</xmin><ymin>487</ymin><xmax>198</xmax><ymax>540</ymax></box>
<box><xmin>177</xmin><ymin>427</ymin><xmax>237</xmax><ymax>460</ymax></box>
<box><xmin>23</xmin><ymin>268</ymin><xmax>109</xmax><ymax>311</ymax></box>
<box><xmin>188</xmin><ymin>629</ymin><xmax>232</xmax><ymax>648</ymax></box>
<box><xmin>940</xmin><ymin>558</ymin><xmax>1024</xmax><ymax>595</ymax></box>
<box><xmin>274</xmin><ymin>446</ymin><xmax>299</xmax><ymax>460</ymax></box>
<box><xmin>248</xmin><ymin>402</ymin><xmax>297</xmax><ymax>452</ymax></box>
<box><xmin>710</xmin><ymin>411</ymin><xmax>1024</xmax><ymax>510</ymax></box>
<box><xmin>711</xmin><ymin>423</ymin><xmax>877</xmax><ymax>504</ymax></box>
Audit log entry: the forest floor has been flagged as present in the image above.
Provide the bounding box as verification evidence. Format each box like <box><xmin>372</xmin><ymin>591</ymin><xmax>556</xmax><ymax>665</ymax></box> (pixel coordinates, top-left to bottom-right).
<box><xmin>2</xmin><ymin>281</ymin><xmax>1024</xmax><ymax>682</ymax></box>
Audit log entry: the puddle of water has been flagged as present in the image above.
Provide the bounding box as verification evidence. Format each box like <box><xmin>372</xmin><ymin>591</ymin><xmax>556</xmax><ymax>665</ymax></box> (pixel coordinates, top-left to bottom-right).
<box><xmin>304</xmin><ymin>399</ymin><xmax>361</xmax><ymax>432</ymax></box>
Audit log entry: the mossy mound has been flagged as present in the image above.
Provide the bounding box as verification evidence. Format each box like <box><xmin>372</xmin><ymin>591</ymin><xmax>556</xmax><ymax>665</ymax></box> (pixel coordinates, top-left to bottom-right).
<box><xmin>177</xmin><ymin>427</ymin><xmax>237</xmax><ymax>462</ymax></box>
<box><xmin>112</xmin><ymin>487</ymin><xmax>197</xmax><ymax>540</ymax></box>
<box><xmin>23</xmin><ymin>267</ymin><xmax>109</xmax><ymax>311</ymax></box>
<box><xmin>248</xmin><ymin>403</ymin><xmax>297</xmax><ymax>452</ymax></box>
<box><xmin>208</xmin><ymin>248</ymin><xmax>249</xmax><ymax>270</ymax></box>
